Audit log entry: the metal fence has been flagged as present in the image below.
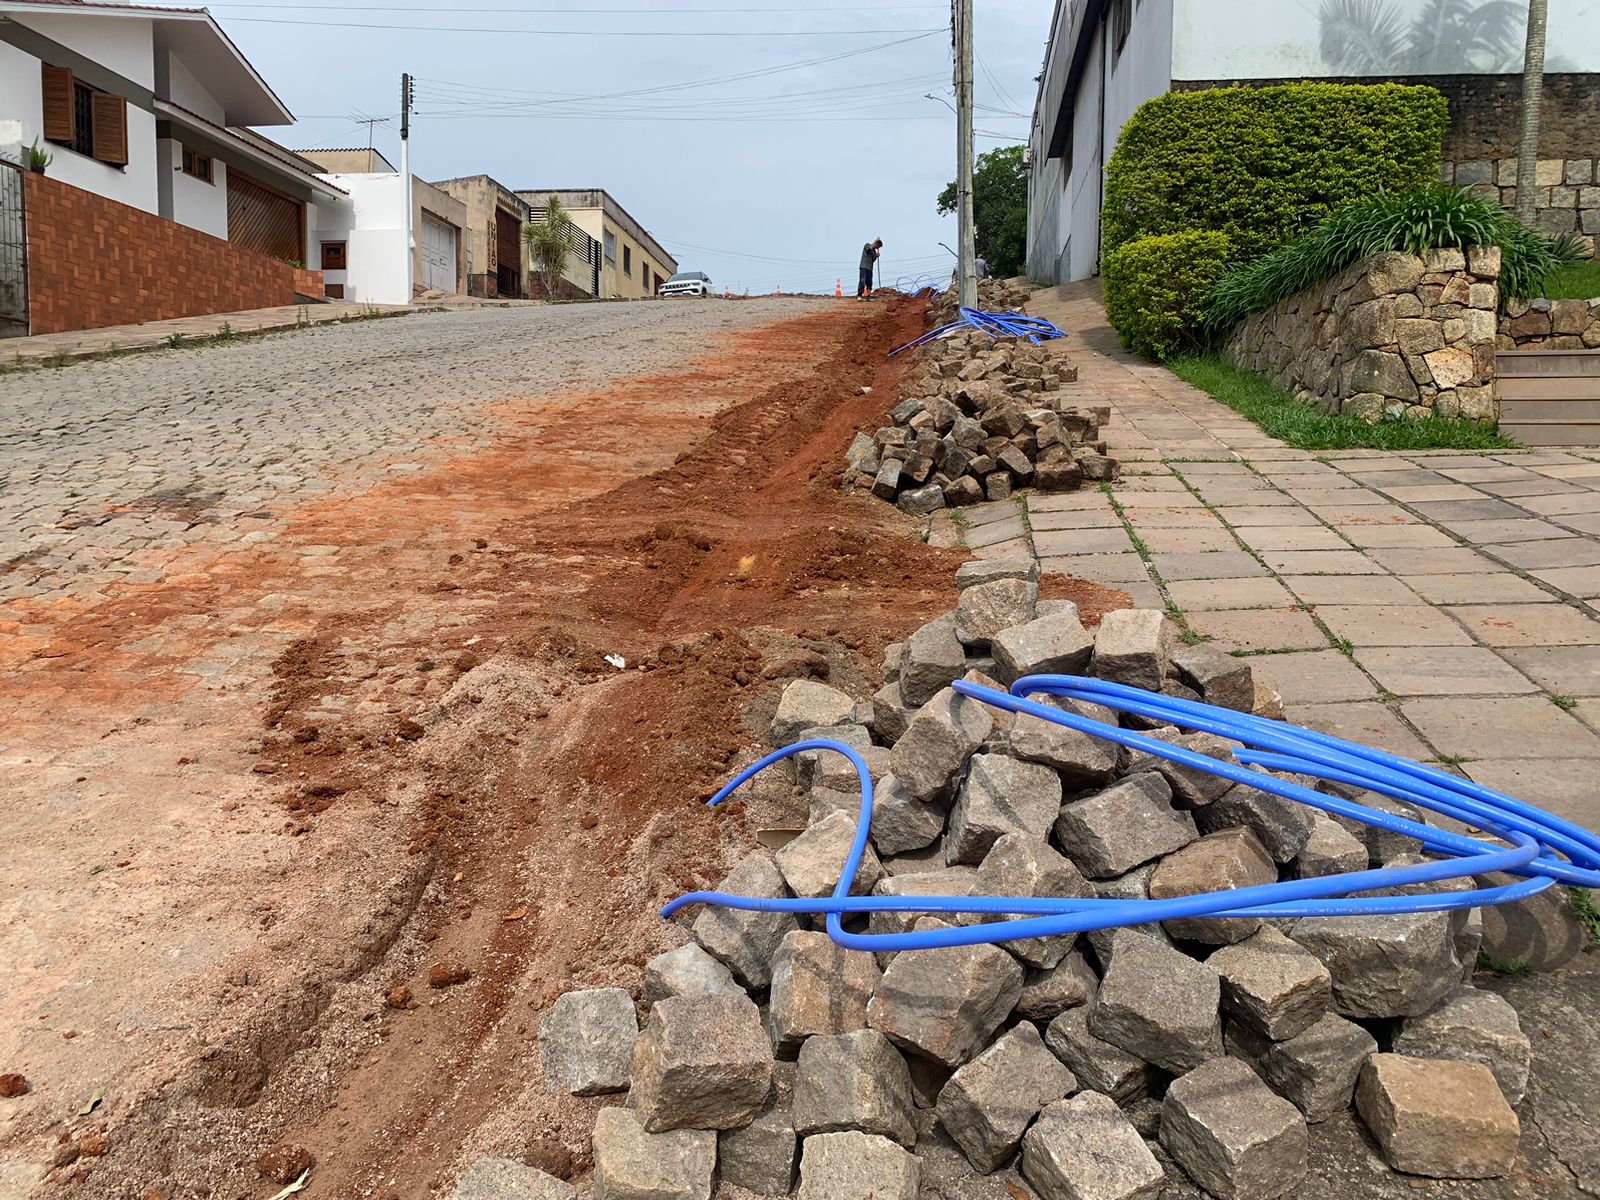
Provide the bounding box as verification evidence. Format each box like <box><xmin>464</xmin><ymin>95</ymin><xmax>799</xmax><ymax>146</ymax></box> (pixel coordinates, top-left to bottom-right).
<box><xmin>0</xmin><ymin>160</ymin><xmax>27</xmax><ymax>338</ymax></box>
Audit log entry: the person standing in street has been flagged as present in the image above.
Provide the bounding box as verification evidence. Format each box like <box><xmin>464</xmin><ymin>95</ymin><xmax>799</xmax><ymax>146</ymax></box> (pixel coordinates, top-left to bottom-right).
<box><xmin>858</xmin><ymin>238</ymin><xmax>882</xmax><ymax>299</ymax></box>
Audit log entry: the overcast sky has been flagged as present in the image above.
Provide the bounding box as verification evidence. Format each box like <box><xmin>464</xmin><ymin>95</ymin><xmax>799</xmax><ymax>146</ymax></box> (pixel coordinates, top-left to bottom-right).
<box><xmin>166</xmin><ymin>0</ymin><xmax>1047</xmax><ymax>293</ymax></box>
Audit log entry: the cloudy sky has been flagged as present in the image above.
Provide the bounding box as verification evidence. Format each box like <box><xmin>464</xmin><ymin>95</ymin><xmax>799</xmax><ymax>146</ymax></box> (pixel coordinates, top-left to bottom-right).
<box><xmin>170</xmin><ymin>0</ymin><xmax>1047</xmax><ymax>293</ymax></box>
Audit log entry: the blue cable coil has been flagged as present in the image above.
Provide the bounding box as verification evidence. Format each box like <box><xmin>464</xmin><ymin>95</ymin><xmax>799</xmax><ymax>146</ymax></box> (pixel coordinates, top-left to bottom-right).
<box><xmin>660</xmin><ymin>676</ymin><xmax>1600</xmax><ymax>954</ymax></box>
<box><xmin>888</xmin><ymin>307</ymin><xmax>1069</xmax><ymax>357</ymax></box>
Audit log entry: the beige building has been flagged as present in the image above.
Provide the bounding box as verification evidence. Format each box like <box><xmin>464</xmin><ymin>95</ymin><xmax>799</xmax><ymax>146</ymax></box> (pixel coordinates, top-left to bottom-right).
<box><xmin>432</xmin><ymin>174</ymin><xmax>530</xmax><ymax>298</ymax></box>
<box><xmin>515</xmin><ymin>189</ymin><xmax>677</xmax><ymax>299</ymax></box>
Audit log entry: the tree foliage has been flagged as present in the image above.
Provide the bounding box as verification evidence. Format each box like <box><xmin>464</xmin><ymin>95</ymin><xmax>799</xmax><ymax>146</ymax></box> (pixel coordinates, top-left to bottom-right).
<box><xmin>524</xmin><ymin>196</ymin><xmax>573</xmax><ymax>299</ymax></box>
<box><xmin>938</xmin><ymin>145</ymin><xmax>1027</xmax><ymax>279</ymax></box>
<box><xmin>1102</xmin><ymin>231</ymin><xmax>1233</xmax><ymax>360</ymax></box>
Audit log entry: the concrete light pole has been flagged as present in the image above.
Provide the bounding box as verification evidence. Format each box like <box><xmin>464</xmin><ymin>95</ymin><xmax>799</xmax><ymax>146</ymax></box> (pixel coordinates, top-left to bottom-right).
<box><xmin>953</xmin><ymin>0</ymin><xmax>977</xmax><ymax>310</ymax></box>
<box><xmin>400</xmin><ymin>72</ymin><xmax>415</xmax><ymax>299</ymax></box>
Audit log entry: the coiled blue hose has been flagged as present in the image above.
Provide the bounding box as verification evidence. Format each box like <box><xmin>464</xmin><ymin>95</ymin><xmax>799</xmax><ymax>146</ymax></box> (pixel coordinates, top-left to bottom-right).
<box><xmin>661</xmin><ymin>676</ymin><xmax>1599</xmax><ymax>953</ymax></box>
<box><xmin>888</xmin><ymin>307</ymin><xmax>1069</xmax><ymax>357</ymax></box>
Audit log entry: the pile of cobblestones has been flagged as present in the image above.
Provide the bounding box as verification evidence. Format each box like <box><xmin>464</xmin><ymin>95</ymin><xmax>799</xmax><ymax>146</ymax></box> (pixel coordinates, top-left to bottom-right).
<box><xmin>843</xmin><ymin>294</ymin><xmax>1117</xmax><ymax>514</ymax></box>
<box><xmin>494</xmin><ymin>563</ymin><xmax>1540</xmax><ymax>1200</ymax></box>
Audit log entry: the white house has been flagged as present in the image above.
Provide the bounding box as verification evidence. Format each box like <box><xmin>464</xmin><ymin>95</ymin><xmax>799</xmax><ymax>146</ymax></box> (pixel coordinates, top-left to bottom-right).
<box><xmin>0</xmin><ymin>0</ymin><xmax>345</xmax><ymax>264</ymax></box>
<box><xmin>298</xmin><ymin>148</ymin><xmax>468</xmax><ymax>302</ymax></box>
<box><xmin>1028</xmin><ymin>0</ymin><xmax>1600</xmax><ymax>283</ymax></box>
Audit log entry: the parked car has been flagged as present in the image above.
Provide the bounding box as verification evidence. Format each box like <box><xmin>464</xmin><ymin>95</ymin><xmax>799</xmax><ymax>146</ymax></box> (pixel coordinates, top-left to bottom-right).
<box><xmin>659</xmin><ymin>271</ymin><xmax>712</xmax><ymax>298</ymax></box>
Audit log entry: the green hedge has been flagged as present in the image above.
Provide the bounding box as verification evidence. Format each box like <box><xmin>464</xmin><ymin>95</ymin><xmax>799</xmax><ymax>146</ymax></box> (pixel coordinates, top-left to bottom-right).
<box><xmin>1103</xmin><ymin>231</ymin><xmax>1233</xmax><ymax>360</ymax></box>
<box><xmin>1102</xmin><ymin>83</ymin><xmax>1449</xmax><ymax>263</ymax></box>
<box><xmin>1204</xmin><ymin>187</ymin><xmax>1585</xmax><ymax>332</ymax></box>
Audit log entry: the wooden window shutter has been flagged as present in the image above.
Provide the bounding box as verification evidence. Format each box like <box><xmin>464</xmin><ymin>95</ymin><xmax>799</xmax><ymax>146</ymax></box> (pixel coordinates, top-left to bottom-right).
<box><xmin>42</xmin><ymin>64</ymin><xmax>75</xmax><ymax>143</ymax></box>
<box><xmin>92</xmin><ymin>92</ymin><xmax>128</xmax><ymax>165</ymax></box>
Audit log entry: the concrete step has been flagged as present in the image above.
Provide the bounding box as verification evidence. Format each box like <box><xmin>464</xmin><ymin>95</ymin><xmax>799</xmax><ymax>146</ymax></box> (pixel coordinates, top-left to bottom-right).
<box><xmin>1499</xmin><ymin>422</ymin><xmax>1600</xmax><ymax>447</ymax></box>
<box><xmin>1497</xmin><ymin>349</ymin><xmax>1600</xmax><ymax>377</ymax></box>
<box><xmin>1499</xmin><ymin>377</ymin><xmax>1600</xmax><ymax>401</ymax></box>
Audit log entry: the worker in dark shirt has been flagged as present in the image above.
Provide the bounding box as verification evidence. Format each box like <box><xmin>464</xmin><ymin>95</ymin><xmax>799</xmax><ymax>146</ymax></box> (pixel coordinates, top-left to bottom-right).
<box><xmin>858</xmin><ymin>238</ymin><xmax>882</xmax><ymax>299</ymax></box>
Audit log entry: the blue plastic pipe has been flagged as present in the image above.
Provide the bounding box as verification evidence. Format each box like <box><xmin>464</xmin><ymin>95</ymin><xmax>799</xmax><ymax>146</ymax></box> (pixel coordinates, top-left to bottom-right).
<box><xmin>888</xmin><ymin>307</ymin><xmax>1069</xmax><ymax>357</ymax></box>
<box><xmin>660</xmin><ymin>677</ymin><xmax>1599</xmax><ymax>953</ymax></box>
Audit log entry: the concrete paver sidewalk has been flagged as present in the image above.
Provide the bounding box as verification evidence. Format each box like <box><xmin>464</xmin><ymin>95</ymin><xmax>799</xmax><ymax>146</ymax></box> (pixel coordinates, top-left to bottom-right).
<box><xmin>1</xmin><ymin>299</ymin><xmax>420</xmax><ymax>368</ymax></box>
<box><xmin>932</xmin><ymin>283</ymin><xmax>1600</xmax><ymax>830</ymax></box>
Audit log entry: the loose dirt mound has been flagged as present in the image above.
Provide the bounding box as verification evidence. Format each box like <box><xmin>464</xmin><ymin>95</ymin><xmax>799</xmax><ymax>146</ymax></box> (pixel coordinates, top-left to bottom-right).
<box><xmin>32</xmin><ymin>299</ymin><xmax>1125</xmax><ymax>1199</ymax></box>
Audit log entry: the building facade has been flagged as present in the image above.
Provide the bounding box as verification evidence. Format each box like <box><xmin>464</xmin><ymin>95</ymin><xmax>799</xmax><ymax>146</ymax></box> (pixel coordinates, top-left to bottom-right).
<box><xmin>1027</xmin><ymin>0</ymin><xmax>1600</xmax><ymax>283</ymax></box>
<box><xmin>300</xmin><ymin>149</ymin><xmax>468</xmax><ymax>301</ymax></box>
<box><xmin>432</xmin><ymin>174</ymin><xmax>529</xmax><ymax>299</ymax></box>
<box><xmin>0</xmin><ymin>0</ymin><xmax>345</xmax><ymax>266</ymax></box>
<box><xmin>515</xmin><ymin>188</ymin><xmax>676</xmax><ymax>299</ymax></box>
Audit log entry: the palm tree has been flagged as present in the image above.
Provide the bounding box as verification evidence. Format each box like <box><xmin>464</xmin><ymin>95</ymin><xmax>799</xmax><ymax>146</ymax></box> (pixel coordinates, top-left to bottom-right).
<box><xmin>1515</xmin><ymin>0</ymin><xmax>1547</xmax><ymax>224</ymax></box>
<box><xmin>524</xmin><ymin>197</ymin><xmax>574</xmax><ymax>300</ymax></box>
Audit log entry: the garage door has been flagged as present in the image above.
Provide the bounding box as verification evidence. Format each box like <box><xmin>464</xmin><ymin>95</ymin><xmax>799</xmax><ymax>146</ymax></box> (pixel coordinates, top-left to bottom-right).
<box><xmin>421</xmin><ymin>213</ymin><xmax>457</xmax><ymax>293</ymax></box>
<box><xmin>227</xmin><ymin>170</ymin><xmax>303</xmax><ymax>264</ymax></box>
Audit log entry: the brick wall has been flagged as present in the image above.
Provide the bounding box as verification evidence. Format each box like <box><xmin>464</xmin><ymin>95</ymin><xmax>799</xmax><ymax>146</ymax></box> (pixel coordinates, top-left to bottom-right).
<box><xmin>24</xmin><ymin>171</ymin><xmax>299</xmax><ymax>336</ymax></box>
<box><xmin>291</xmin><ymin>267</ymin><xmax>326</xmax><ymax>301</ymax></box>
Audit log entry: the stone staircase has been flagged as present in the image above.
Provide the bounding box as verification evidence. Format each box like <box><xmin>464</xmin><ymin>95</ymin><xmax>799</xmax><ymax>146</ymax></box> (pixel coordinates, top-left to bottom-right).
<box><xmin>1498</xmin><ymin>349</ymin><xmax>1600</xmax><ymax>446</ymax></box>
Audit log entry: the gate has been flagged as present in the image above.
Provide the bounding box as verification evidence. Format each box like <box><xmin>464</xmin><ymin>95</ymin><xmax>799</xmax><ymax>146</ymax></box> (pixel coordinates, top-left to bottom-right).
<box><xmin>0</xmin><ymin>161</ymin><xmax>26</xmax><ymax>337</ymax></box>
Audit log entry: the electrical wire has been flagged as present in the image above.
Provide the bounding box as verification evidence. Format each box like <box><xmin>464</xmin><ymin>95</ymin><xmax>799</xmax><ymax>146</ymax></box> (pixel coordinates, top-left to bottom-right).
<box><xmin>660</xmin><ymin>676</ymin><xmax>1600</xmax><ymax>954</ymax></box>
<box><xmin>888</xmin><ymin>306</ymin><xmax>1068</xmax><ymax>354</ymax></box>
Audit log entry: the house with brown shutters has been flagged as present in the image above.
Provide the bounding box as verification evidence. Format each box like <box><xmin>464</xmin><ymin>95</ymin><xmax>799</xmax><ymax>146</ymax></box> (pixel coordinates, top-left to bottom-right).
<box><xmin>0</xmin><ymin>0</ymin><xmax>347</xmax><ymax>333</ymax></box>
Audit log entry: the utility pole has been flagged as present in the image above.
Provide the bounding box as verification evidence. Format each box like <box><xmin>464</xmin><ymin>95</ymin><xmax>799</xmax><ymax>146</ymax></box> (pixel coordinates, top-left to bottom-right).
<box><xmin>953</xmin><ymin>0</ymin><xmax>977</xmax><ymax>310</ymax></box>
<box><xmin>400</xmin><ymin>72</ymin><xmax>415</xmax><ymax>299</ymax></box>
<box><xmin>1514</xmin><ymin>0</ymin><xmax>1547</xmax><ymax>225</ymax></box>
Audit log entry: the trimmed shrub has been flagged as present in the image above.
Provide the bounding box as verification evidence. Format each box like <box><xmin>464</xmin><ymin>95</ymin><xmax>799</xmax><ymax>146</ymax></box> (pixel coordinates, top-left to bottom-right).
<box><xmin>1103</xmin><ymin>231</ymin><xmax>1232</xmax><ymax>360</ymax></box>
<box><xmin>1204</xmin><ymin>186</ymin><xmax>1584</xmax><ymax>332</ymax></box>
<box><xmin>1102</xmin><ymin>83</ymin><xmax>1448</xmax><ymax>262</ymax></box>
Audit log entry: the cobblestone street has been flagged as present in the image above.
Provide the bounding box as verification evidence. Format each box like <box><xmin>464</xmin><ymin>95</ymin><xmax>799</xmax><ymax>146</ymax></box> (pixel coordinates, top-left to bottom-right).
<box><xmin>0</xmin><ymin>299</ymin><xmax>825</xmax><ymax>608</ymax></box>
<box><xmin>933</xmin><ymin>285</ymin><xmax>1600</xmax><ymax>832</ymax></box>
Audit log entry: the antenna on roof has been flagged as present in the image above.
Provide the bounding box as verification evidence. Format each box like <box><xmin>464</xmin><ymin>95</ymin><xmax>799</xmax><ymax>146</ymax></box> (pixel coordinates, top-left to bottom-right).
<box><xmin>351</xmin><ymin>110</ymin><xmax>391</xmax><ymax>151</ymax></box>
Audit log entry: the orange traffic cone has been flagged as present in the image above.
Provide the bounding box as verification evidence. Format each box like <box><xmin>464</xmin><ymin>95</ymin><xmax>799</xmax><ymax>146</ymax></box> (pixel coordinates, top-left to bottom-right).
<box><xmin>835</xmin><ymin>278</ymin><xmax>843</xmax><ymax>297</ymax></box>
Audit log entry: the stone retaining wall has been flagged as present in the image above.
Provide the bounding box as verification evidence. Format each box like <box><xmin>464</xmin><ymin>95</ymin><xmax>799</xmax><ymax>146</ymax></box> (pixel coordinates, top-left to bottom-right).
<box><xmin>1224</xmin><ymin>247</ymin><xmax>1500</xmax><ymax>423</ymax></box>
<box><xmin>1498</xmin><ymin>296</ymin><xmax>1600</xmax><ymax>349</ymax></box>
<box><xmin>1441</xmin><ymin>155</ymin><xmax>1600</xmax><ymax>252</ymax></box>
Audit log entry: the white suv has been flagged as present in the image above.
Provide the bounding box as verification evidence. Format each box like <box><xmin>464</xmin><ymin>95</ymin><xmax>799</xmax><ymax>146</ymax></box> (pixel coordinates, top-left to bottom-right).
<box><xmin>659</xmin><ymin>271</ymin><xmax>712</xmax><ymax>297</ymax></box>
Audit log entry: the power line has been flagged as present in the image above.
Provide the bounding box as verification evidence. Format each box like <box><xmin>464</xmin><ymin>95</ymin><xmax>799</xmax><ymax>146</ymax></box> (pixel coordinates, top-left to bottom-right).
<box><xmin>228</xmin><ymin>15</ymin><xmax>942</xmax><ymax>35</ymax></box>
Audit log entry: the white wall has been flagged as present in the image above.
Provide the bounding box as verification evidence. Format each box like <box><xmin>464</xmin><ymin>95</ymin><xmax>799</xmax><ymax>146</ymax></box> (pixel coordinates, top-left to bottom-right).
<box><xmin>310</xmin><ymin>174</ymin><xmax>410</xmax><ymax>303</ymax></box>
<box><xmin>1171</xmin><ymin>0</ymin><xmax>1600</xmax><ymax>80</ymax></box>
<box><xmin>17</xmin><ymin>12</ymin><xmax>155</xmax><ymax>89</ymax></box>
<box><xmin>0</xmin><ymin>27</ymin><xmax>159</xmax><ymax>214</ymax></box>
<box><xmin>1028</xmin><ymin>0</ymin><xmax>1174</xmax><ymax>283</ymax></box>
<box><xmin>155</xmin><ymin>136</ymin><xmax>228</xmax><ymax>239</ymax></box>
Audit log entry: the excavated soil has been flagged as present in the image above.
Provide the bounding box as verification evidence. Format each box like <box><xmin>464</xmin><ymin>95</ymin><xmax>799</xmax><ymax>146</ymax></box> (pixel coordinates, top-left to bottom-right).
<box><xmin>10</xmin><ymin>299</ymin><xmax>1125</xmax><ymax>1199</ymax></box>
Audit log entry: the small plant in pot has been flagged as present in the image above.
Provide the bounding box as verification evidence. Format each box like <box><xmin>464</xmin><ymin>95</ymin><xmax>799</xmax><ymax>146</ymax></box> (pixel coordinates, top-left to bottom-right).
<box><xmin>25</xmin><ymin>137</ymin><xmax>52</xmax><ymax>175</ymax></box>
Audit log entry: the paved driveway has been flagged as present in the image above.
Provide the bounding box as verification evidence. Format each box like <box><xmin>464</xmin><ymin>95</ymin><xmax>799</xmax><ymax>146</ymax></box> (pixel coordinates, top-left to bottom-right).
<box><xmin>933</xmin><ymin>285</ymin><xmax>1600</xmax><ymax>829</ymax></box>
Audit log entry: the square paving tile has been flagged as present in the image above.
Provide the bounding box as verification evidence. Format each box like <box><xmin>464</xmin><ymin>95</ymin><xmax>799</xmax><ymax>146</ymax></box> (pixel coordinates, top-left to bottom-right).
<box><xmin>1448</xmin><ymin>518</ymin><xmax>1572</xmax><ymax>544</ymax></box>
<box><xmin>1465</xmin><ymin>759</ymin><xmax>1600</xmax><ymax>829</ymax></box>
<box><xmin>1316</xmin><ymin>605</ymin><xmax>1473</xmax><ymax>647</ymax></box>
<box><xmin>971</xmin><ymin>537</ymin><xmax>1033</xmax><ymax>561</ymax></box>
<box><xmin>1150</xmin><ymin>551</ymin><xmax>1269</xmax><ymax>581</ymax></box>
<box><xmin>1499</xmin><ymin>646</ymin><xmax>1600</xmax><ymax>696</ymax></box>
<box><xmin>1213</xmin><ymin>506</ymin><xmax>1324</xmax><ymax>527</ymax></box>
<box><xmin>1367</xmin><ymin>546</ymin><xmax>1501</xmax><ymax>575</ymax></box>
<box><xmin>1281</xmin><ymin>575</ymin><xmax>1421</xmax><ymax>606</ymax></box>
<box><xmin>1555</xmin><ymin>513</ymin><xmax>1600</xmax><ymax>537</ymax></box>
<box><xmin>962</xmin><ymin>499</ymin><xmax>1026</xmax><ymax>525</ymax></box>
<box><xmin>1260</xmin><ymin>550</ymin><xmax>1388</xmax><ymax>576</ymax></box>
<box><xmin>1488</xmin><ymin>538</ymin><xmax>1600</xmax><ymax>571</ymax></box>
<box><xmin>1247</xmin><ymin>649</ymin><xmax>1378</xmax><ymax>704</ymax></box>
<box><xmin>1411</xmin><ymin>498</ymin><xmax>1530</xmax><ymax>523</ymax></box>
<box><xmin>1188</xmin><ymin>609</ymin><xmax>1329</xmax><ymax>652</ymax></box>
<box><xmin>1027</xmin><ymin>507</ymin><xmax>1125</xmax><ymax>532</ymax></box>
<box><xmin>1398</xmin><ymin>572</ymin><xmax>1555</xmax><ymax>605</ymax></box>
<box><xmin>1377</xmin><ymin>485</ymin><xmax>1485</xmax><ymax>503</ymax></box>
<box><xmin>1031</xmin><ymin>528</ymin><xmax>1133</xmax><ymax>556</ymax></box>
<box><xmin>1353</xmin><ymin>647</ymin><xmax>1540</xmax><ymax>696</ymax></box>
<box><xmin>1536</xmin><ymin>464</ymin><xmax>1600</xmax><ymax>479</ymax></box>
<box><xmin>1028</xmin><ymin>491</ymin><xmax>1110</xmax><ymax>512</ymax></box>
<box><xmin>1232</xmin><ymin>525</ymin><xmax>1350</xmax><ymax>553</ymax></box>
<box><xmin>1476</xmin><ymin>478</ymin><xmax>1589</xmax><ymax>498</ymax></box>
<box><xmin>1447</xmin><ymin>604</ymin><xmax>1600</xmax><ymax>647</ymax></box>
<box><xmin>1135</xmin><ymin>526</ymin><xmax>1240</xmax><ymax>553</ymax></box>
<box><xmin>1120</xmin><ymin>581</ymin><xmax>1167</xmax><ymax>609</ymax></box>
<box><xmin>1121</xmin><ymin>508</ymin><xmax>1227</xmax><ymax>529</ymax></box>
<box><xmin>1512</xmin><ymin>491</ymin><xmax>1600</xmax><ymax>517</ymax></box>
<box><xmin>1306</xmin><ymin>503</ymin><xmax>1416</xmax><ymax>526</ymax></box>
<box><xmin>1165</xmin><ymin>577</ymin><xmax>1297</xmax><ymax>612</ymax></box>
<box><xmin>1401</xmin><ymin>696</ymin><xmax>1600</xmax><ymax>759</ymax></box>
<box><xmin>1039</xmin><ymin>553</ymin><xmax>1150</xmax><ymax>585</ymax></box>
<box><xmin>1437</xmin><ymin>466</ymin><xmax>1543</xmax><ymax>484</ymax></box>
<box><xmin>1286</xmin><ymin>701</ymin><xmax>1435</xmax><ymax>760</ymax></box>
<box><xmin>1336</xmin><ymin>523</ymin><xmax>1458</xmax><ymax>550</ymax></box>
<box><xmin>964</xmin><ymin>517</ymin><xmax>1030</xmax><ymax>549</ymax></box>
<box><xmin>1529</xmin><ymin>565</ymin><xmax>1600</xmax><ymax>599</ymax></box>
<box><xmin>1281</xmin><ymin>486</ymin><xmax>1370</xmax><ymax>504</ymax></box>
